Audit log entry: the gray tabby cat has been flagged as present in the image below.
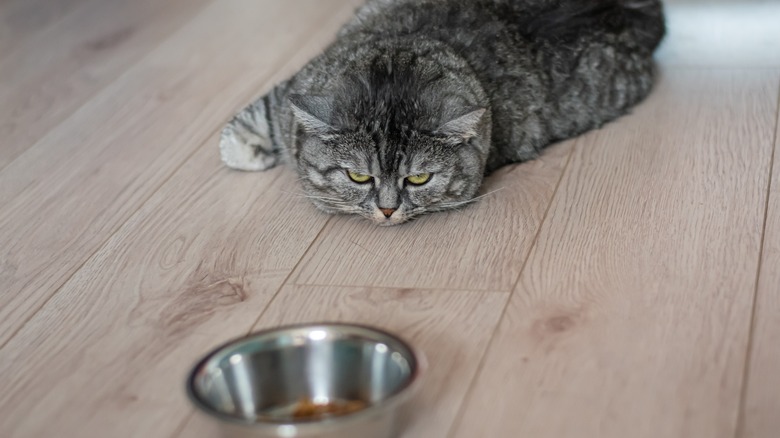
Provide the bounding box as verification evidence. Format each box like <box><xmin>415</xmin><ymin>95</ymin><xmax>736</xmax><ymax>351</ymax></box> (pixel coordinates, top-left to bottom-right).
<box><xmin>220</xmin><ymin>0</ymin><xmax>665</xmax><ymax>225</ymax></box>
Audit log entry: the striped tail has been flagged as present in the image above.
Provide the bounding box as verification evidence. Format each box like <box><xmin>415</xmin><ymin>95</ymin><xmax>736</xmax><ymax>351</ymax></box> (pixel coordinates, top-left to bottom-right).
<box><xmin>219</xmin><ymin>95</ymin><xmax>280</xmax><ymax>172</ymax></box>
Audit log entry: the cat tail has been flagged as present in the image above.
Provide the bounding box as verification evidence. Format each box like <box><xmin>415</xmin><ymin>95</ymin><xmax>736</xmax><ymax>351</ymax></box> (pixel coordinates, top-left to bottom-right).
<box><xmin>219</xmin><ymin>90</ymin><xmax>285</xmax><ymax>171</ymax></box>
<box><xmin>518</xmin><ymin>0</ymin><xmax>666</xmax><ymax>51</ymax></box>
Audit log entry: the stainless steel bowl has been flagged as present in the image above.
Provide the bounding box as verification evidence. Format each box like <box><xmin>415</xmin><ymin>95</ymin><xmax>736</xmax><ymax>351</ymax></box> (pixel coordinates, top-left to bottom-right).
<box><xmin>187</xmin><ymin>323</ymin><xmax>424</xmax><ymax>438</ymax></box>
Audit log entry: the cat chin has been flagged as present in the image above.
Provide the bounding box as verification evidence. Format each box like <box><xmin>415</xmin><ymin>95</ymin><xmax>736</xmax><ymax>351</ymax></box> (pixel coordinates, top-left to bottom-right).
<box><xmin>367</xmin><ymin>209</ymin><xmax>412</xmax><ymax>226</ymax></box>
<box><xmin>373</xmin><ymin>218</ymin><xmax>407</xmax><ymax>227</ymax></box>
<box><xmin>370</xmin><ymin>213</ymin><xmax>414</xmax><ymax>227</ymax></box>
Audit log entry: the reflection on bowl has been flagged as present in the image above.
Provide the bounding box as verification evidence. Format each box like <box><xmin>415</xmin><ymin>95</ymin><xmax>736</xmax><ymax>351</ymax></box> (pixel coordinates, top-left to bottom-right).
<box><xmin>187</xmin><ymin>323</ymin><xmax>424</xmax><ymax>438</ymax></box>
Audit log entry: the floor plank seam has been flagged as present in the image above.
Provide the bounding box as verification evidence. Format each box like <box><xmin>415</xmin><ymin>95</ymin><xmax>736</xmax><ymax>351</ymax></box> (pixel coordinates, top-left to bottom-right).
<box><xmin>0</xmin><ymin>0</ymin><xmax>348</xmax><ymax>353</ymax></box>
<box><xmin>249</xmin><ymin>216</ymin><xmax>336</xmax><ymax>334</ymax></box>
<box><xmin>240</xmin><ymin>3</ymin><xmax>363</xmax><ymax>337</ymax></box>
<box><xmin>170</xmin><ymin>410</ymin><xmax>196</xmax><ymax>438</ymax></box>
<box><xmin>0</xmin><ymin>88</ymin><xmax>96</xmax><ymax>174</ymax></box>
<box><xmin>164</xmin><ymin>217</ymin><xmax>336</xmax><ymax>435</ymax></box>
<box><xmin>167</xmin><ymin>9</ymin><xmax>366</xmax><ymax>436</ymax></box>
<box><xmin>734</xmin><ymin>75</ymin><xmax>780</xmax><ymax>438</ymax></box>
<box><xmin>9</xmin><ymin>3</ymin><xmax>780</xmax><ymax>436</ymax></box>
<box><xmin>0</xmin><ymin>0</ymin><xmax>217</xmax><ymax>176</ymax></box>
<box><xmin>443</xmin><ymin>138</ymin><xmax>579</xmax><ymax>438</ymax></box>
<box><xmin>0</xmin><ymin>126</ymin><xmax>215</xmax><ymax>352</ymax></box>
<box><xmin>292</xmin><ymin>282</ymin><xmax>513</xmax><ymax>293</ymax></box>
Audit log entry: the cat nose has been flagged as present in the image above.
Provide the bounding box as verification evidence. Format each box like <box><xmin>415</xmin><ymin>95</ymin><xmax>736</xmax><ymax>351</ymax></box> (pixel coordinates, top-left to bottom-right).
<box><xmin>380</xmin><ymin>208</ymin><xmax>396</xmax><ymax>218</ymax></box>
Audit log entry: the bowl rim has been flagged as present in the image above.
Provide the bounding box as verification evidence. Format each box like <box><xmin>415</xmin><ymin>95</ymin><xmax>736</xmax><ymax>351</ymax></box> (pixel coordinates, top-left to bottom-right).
<box><xmin>185</xmin><ymin>322</ymin><xmax>426</xmax><ymax>431</ymax></box>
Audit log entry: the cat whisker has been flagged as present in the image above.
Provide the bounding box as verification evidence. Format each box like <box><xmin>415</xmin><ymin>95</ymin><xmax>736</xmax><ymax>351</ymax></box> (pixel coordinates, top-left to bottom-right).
<box><xmin>280</xmin><ymin>190</ymin><xmax>347</xmax><ymax>203</ymax></box>
<box><xmin>303</xmin><ymin>195</ymin><xmax>347</xmax><ymax>203</ymax></box>
<box><xmin>474</xmin><ymin>187</ymin><xmax>506</xmax><ymax>200</ymax></box>
<box><xmin>428</xmin><ymin>187</ymin><xmax>505</xmax><ymax>211</ymax></box>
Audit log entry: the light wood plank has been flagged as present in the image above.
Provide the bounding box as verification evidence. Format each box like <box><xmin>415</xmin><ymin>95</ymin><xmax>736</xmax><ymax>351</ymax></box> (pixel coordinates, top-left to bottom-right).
<box><xmin>451</xmin><ymin>70</ymin><xmax>778</xmax><ymax>438</ymax></box>
<box><xmin>657</xmin><ymin>0</ymin><xmax>780</xmax><ymax>67</ymax></box>
<box><xmin>0</xmin><ymin>0</ymin><xmax>354</xmax><ymax>347</ymax></box>
<box><xmin>179</xmin><ymin>286</ymin><xmax>509</xmax><ymax>438</ymax></box>
<box><xmin>0</xmin><ymin>3</ymin><xmax>363</xmax><ymax>436</ymax></box>
<box><xmin>0</xmin><ymin>0</ymin><xmax>212</xmax><ymax>169</ymax></box>
<box><xmin>291</xmin><ymin>140</ymin><xmax>574</xmax><ymax>291</ymax></box>
<box><xmin>741</xmin><ymin>83</ymin><xmax>780</xmax><ymax>438</ymax></box>
<box><xmin>0</xmin><ymin>156</ymin><xmax>322</xmax><ymax>437</ymax></box>
<box><xmin>0</xmin><ymin>0</ymin><xmax>90</xmax><ymax>57</ymax></box>
<box><xmin>2</xmin><ymin>2</ymin><xmax>777</xmax><ymax>438</ymax></box>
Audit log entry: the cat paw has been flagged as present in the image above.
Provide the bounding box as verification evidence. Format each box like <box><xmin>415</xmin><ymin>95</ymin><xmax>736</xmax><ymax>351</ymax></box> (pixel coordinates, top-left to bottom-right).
<box><xmin>219</xmin><ymin>106</ymin><xmax>278</xmax><ymax>172</ymax></box>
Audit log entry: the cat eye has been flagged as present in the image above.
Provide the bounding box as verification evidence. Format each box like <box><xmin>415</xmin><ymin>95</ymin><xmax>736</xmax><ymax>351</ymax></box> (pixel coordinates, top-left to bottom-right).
<box><xmin>406</xmin><ymin>173</ymin><xmax>432</xmax><ymax>186</ymax></box>
<box><xmin>347</xmin><ymin>171</ymin><xmax>373</xmax><ymax>184</ymax></box>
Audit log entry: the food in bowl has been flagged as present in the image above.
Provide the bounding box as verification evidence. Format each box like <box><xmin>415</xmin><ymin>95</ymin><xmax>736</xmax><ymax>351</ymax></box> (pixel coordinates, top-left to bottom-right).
<box><xmin>292</xmin><ymin>398</ymin><xmax>367</xmax><ymax>420</ymax></box>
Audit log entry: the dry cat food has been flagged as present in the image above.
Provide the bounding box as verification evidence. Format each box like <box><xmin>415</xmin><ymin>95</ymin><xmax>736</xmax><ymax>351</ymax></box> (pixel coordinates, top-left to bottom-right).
<box><xmin>292</xmin><ymin>398</ymin><xmax>367</xmax><ymax>419</ymax></box>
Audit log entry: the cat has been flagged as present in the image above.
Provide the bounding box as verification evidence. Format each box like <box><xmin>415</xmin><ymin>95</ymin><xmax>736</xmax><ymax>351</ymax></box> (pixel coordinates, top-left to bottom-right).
<box><xmin>219</xmin><ymin>0</ymin><xmax>665</xmax><ymax>226</ymax></box>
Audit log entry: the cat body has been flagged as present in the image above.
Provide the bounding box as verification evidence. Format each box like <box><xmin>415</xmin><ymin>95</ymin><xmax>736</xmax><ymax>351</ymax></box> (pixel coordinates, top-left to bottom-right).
<box><xmin>220</xmin><ymin>0</ymin><xmax>665</xmax><ymax>225</ymax></box>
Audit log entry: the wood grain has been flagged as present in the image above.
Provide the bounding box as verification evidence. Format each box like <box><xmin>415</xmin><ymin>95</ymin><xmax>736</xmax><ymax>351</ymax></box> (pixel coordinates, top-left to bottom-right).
<box><xmin>741</xmin><ymin>86</ymin><xmax>780</xmax><ymax>438</ymax></box>
<box><xmin>0</xmin><ymin>155</ymin><xmax>321</xmax><ymax>437</ymax></box>
<box><xmin>0</xmin><ymin>0</ymin><xmax>353</xmax><ymax>347</ymax></box>
<box><xmin>0</xmin><ymin>2</ymin><xmax>361</xmax><ymax>436</ymax></box>
<box><xmin>291</xmin><ymin>140</ymin><xmax>574</xmax><ymax>291</ymax></box>
<box><xmin>178</xmin><ymin>286</ymin><xmax>509</xmax><ymax>438</ymax></box>
<box><xmin>0</xmin><ymin>0</ymin><xmax>212</xmax><ymax>169</ymax></box>
<box><xmin>451</xmin><ymin>70</ymin><xmax>779</xmax><ymax>438</ymax></box>
<box><xmin>1</xmin><ymin>1</ymin><xmax>779</xmax><ymax>437</ymax></box>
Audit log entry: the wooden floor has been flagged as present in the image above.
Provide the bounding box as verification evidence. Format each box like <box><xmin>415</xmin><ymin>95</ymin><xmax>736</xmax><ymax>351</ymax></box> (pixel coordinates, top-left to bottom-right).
<box><xmin>0</xmin><ymin>1</ymin><xmax>778</xmax><ymax>437</ymax></box>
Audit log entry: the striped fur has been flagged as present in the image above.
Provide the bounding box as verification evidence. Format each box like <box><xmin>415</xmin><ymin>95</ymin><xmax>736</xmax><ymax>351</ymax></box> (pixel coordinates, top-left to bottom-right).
<box><xmin>219</xmin><ymin>0</ymin><xmax>665</xmax><ymax>224</ymax></box>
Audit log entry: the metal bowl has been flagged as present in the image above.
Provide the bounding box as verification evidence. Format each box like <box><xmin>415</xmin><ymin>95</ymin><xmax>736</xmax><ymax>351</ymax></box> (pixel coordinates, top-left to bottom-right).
<box><xmin>187</xmin><ymin>323</ymin><xmax>424</xmax><ymax>438</ymax></box>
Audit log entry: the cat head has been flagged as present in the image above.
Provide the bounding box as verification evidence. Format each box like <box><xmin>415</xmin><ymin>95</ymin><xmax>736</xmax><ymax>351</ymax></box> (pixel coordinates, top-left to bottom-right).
<box><xmin>289</xmin><ymin>62</ymin><xmax>490</xmax><ymax>225</ymax></box>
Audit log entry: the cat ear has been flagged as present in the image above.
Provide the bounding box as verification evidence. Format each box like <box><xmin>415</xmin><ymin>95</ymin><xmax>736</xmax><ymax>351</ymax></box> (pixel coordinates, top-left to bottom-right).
<box><xmin>436</xmin><ymin>108</ymin><xmax>486</xmax><ymax>142</ymax></box>
<box><xmin>289</xmin><ymin>94</ymin><xmax>334</xmax><ymax>135</ymax></box>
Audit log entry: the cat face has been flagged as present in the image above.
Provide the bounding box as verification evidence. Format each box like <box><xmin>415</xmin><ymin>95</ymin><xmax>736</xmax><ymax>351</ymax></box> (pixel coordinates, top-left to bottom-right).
<box><xmin>291</xmin><ymin>95</ymin><xmax>488</xmax><ymax>225</ymax></box>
